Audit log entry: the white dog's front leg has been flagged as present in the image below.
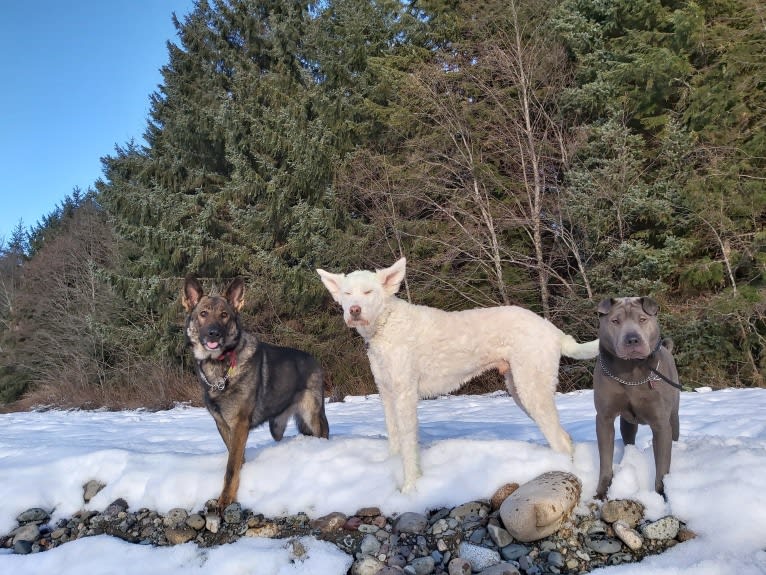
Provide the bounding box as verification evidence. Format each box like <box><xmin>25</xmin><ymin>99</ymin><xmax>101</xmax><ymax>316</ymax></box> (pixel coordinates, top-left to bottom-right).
<box><xmin>397</xmin><ymin>387</ymin><xmax>421</xmax><ymax>493</ymax></box>
<box><xmin>378</xmin><ymin>383</ymin><xmax>400</xmax><ymax>455</ymax></box>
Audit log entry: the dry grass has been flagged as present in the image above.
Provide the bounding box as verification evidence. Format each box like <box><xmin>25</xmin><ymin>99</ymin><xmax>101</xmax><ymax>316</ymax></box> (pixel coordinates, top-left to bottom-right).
<box><xmin>3</xmin><ymin>362</ymin><xmax>202</xmax><ymax>413</ymax></box>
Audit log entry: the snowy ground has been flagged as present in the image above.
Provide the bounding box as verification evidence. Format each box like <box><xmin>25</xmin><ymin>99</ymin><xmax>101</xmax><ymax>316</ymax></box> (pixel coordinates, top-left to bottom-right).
<box><xmin>1</xmin><ymin>387</ymin><xmax>765</xmax><ymax>574</ymax></box>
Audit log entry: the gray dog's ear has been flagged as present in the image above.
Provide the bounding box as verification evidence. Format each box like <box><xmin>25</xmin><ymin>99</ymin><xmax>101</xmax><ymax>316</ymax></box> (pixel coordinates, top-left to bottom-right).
<box><xmin>641</xmin><ymin>297</ymin><xmax>659</xmax><ymax>316</ymax></box>
<box><xmin>225</xmin><ymin>277</ymin><xmax>246</xmax><ymax>311</ymax></box>
<box><xmin>183</xmin><ymin>276</ymin><xmax>204</xmax><ymax>312</ymax></box>
<box><xmin>597</xmin><ymin>298</ymin><xmax>614</xmax><ymax>316</ymax></box>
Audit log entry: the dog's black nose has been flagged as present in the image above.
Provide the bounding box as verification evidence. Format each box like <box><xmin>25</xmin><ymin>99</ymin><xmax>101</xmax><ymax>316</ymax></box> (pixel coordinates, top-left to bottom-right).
<box><xmin>625</xmin><ymin>332</ymin><xmax>641</xmax><ymax>346</ymax></box>
<box><xmin>207</xmin><ymin>327</ymin><xmax>221</xmax><ymax>339</ymax></box>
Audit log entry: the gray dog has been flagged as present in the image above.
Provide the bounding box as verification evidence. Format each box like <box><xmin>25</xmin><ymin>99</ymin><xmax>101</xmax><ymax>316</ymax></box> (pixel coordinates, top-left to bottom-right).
<box><xmin>594</xmin><ymin>297</ymin><xmax>680</xmax><ymax>500</ymax></box>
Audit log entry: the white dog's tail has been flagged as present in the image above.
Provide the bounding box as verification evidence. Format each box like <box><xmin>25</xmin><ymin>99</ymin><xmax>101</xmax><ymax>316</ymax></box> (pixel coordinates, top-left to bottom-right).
<box><xmin>560</xmin><ymin>334</ymin><xmax>599</xmax><ymax>360</ymax></box>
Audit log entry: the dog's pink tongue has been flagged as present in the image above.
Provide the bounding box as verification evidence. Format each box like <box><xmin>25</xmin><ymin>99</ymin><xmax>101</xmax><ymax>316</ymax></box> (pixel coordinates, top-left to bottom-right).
<box><xmin>205</xmin><ymin>341</ymin><xmax>220</xmax><ymax>350</ymax></box>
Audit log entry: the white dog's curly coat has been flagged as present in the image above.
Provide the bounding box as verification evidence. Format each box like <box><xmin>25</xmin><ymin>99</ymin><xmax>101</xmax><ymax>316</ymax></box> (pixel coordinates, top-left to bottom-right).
<box><xmin>317</xmin><ymin>257</ymin><xmax>599</xmax><ymax>492</ymax></box>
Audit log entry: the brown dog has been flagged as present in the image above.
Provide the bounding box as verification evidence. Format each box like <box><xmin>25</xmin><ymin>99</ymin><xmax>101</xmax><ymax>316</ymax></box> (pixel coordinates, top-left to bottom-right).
<box><xmin>182</xmin><ymin>277</ymin><xmax>329</xmax><ymax>509</ymax></box>
<box><xmin>594</xmin><ymin>297</ymin><xmax>680</xmax><ymax>500</ymax></box>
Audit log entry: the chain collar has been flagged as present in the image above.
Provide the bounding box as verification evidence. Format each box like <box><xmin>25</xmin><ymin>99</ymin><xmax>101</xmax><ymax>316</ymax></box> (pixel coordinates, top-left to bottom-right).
<box><xmin>599</xmin><ymin>353</ymin><xmax>661</xmax><ymax>386</ymax></box>
<box><xmin>197</xmin><ymin>351</ymin><xmax>237</xmax><ymax>391</ymax></box>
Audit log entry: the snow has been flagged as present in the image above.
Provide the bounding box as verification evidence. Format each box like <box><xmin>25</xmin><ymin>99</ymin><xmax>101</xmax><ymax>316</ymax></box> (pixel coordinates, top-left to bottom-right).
<box><xmin>1</xmin><ymin>387</ymin><xmax>766</xmax><ymax>574</ymax></box>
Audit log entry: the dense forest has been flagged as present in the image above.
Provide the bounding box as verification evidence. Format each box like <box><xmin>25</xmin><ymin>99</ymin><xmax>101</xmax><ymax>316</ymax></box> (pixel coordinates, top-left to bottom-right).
<box><xmin>1</xmin><ymin>0</ymin><xmax>764</xmax><ymax>409</ymax></box>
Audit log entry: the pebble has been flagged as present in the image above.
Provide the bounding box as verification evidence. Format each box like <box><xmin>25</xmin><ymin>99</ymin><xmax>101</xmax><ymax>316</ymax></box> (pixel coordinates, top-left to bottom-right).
<box><xmin>641</xmin><ymin>516</ymin><xmax>680</xmax><ymax>540</ymax></box>
<box><xmin>350</xmin><ymin>555</ymin><xmax>384</xmax><ymax>575</ymax></box>
<box><xmin>613</xmin><ymin>520</ymin><xmax>643</xmax><ymax>551</ymax></box>
<box><xmin>165</xmin><ymin>526</ymin><xmax>196</xmax><ymax>544</ymax></box>
<box><xmin>500</xmin><ymin>543</ymin><xmax>529</xmax><ymax>561</ymax></box>
<box><xmin>409</xmin><ymin>555</ymin><xmax>435</xmax><ymax>575</ymax></box>
<box><xmin>359</xmin><ymin>533</ymin><xmax>381</xmax><ymax>556</ymax></box>
<box><xmin>585</xmin><ymin>536</ymin><xmax>623</xmax><ymax>555</ymax></box>
<box><xmin>0</xmin><ymin>479</ymin><xmax>688</xmax><ymax>575</ymax></box>
<box><xmin>601</xmin><ymin>500</ymin><xmax>644</xmax><ymax>528</ymax></box>
<box><xmin>16</xmin><ymin>508</ymin><xmax>50</xmax><ymax>524</ymax></box>
<box><xmin>490</xmin><ymin>483</ymin><xmax>520</xmax><ymax>511</ymax></box>
<box><xmin>394</xmin><ymin>512</ymin><xmax>429</xmax><ymax>534</ymax></box>
<box><xmin>163</xmin><ymin>508</ymin><xmax>189</xmax><ymax>527</ymax></box>
<box><xmin>458</xmin><ymin>542</ymin><xmax>501</xmax><ymax>571</ymax></box>
<box><xmin>477</xmin><ymin>563</ymin><xmax>521</xmax><ymax>575</ymax></box>
<box><xmin>82</xmin><ymin>480</ymin><xmax>105</xmax><ymax>503</ymax></box>
<box><xmin>448</xmin><ymin>557</ymin><xmax>472</xmax><ymax>575</ymax></box>
<box><xmin>487</xmin><ymin>523</ymin><xmax>513</xmax><ymax>548</ymax></box>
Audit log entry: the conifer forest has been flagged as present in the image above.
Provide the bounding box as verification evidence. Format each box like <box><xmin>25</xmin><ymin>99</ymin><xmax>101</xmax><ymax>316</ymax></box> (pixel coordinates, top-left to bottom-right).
<box><xmin>1</xmin><ymin>0</ymin><xmax>764</xmax><ymax>408</ymax></box>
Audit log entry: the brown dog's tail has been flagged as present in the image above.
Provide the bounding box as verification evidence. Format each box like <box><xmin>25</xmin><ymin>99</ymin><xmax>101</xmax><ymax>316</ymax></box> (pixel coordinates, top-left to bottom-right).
<box><xmin>560</xmin><ymin>334</ymin><xmax>599</xmax><ymax>360</ymax></box>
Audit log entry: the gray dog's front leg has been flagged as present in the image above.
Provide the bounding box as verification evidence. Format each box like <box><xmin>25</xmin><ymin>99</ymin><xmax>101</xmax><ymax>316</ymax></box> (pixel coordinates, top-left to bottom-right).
<box><xmin>595</xmin><ymin>413</ymin><xmax>616</xmax><ymax>499</ymax></box>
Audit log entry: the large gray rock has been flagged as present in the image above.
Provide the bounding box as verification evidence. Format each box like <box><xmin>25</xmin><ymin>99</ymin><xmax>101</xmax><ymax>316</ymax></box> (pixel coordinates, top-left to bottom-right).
<box><xmin>498</xmin><ymin>471</ymin><xmax>581</xmax><ymax>542</ymax></box>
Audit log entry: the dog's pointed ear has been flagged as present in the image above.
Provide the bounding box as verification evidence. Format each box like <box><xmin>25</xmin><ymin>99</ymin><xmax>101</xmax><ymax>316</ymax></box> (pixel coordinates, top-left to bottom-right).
<box><xmin>225</xmin><ymin>277</ymin><xmax>246</xmax><ymax>311</ymax></box>
<box><xmin>316</xmin><ymin>268</ymin><xmax>345</xmax><ymax>303</ymax></box>
<box><xmin>597</xmin><ymin>298</ymin><xmax>614</xmax><ymax>316</ymax></box>
<box><xmin>377</xmin><ymin>257</ymin><xmax>406</xmax><ymax>296</ymax></box>
<box><xmin>183</xmin><ymin>276</ymin><xmax>204</xmax><ymax>312</ymax></box>
<box><xmin>641</xmin><ymin>296</ymin><xmax>659</xmax><ymax>316</ymax></box>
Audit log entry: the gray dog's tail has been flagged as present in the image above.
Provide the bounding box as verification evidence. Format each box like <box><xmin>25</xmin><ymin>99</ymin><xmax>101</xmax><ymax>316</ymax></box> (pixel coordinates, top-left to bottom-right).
<box><xmin>560</xmin><ymin>334</ymin><xmax>599</xmax><ymax>360</ymax></box>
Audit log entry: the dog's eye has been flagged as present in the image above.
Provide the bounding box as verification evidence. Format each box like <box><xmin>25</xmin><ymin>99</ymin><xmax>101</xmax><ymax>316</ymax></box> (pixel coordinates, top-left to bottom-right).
<box><xmin>639</xmin><ymin>316</ymin><xmax>647</xmax><ymax>323</ymax></box>
<box><xmin>221</xmin><ymin>312</ymin><xmax>228</xmax><ymax>319</ymax></box>
<box><xmin>363</xmin><ymin>290</ymin><xmax>372</xmax><ymax>295</ymax></box>
<box><xmin>200</xmin><ymin>310</ymin><xmax>208</xmax><ymax>318</ymax></box>
<box><xmin>611</xmin><ymin>318</ymin><xmax>620</xmax><ymax>325</ymax></box>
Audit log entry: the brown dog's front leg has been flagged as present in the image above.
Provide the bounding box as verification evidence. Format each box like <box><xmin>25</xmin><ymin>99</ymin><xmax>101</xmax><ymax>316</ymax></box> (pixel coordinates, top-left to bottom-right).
<box><xmin>595</xmin><ymin>413</ymin><xmax>616</xmax><ymax>500</ymax></box>
<box><xmin>218</xmin><ymin>415</ymin><xmax>250</xmax><ymax>509</ymax></box>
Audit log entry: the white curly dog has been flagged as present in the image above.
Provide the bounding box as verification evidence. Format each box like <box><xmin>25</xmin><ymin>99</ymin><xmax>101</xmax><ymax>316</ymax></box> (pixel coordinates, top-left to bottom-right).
<box><xmin>317</xmin><ymin>257</ymin><xmax>599</xmax><ymax>492</ymax></box>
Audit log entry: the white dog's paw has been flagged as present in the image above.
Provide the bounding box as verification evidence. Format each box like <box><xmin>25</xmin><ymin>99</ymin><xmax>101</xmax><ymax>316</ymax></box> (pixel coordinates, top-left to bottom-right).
<box><xmin>400</xmin><ymin>481</ymin><xmax>417</xmax><ymax>494</ymax></box>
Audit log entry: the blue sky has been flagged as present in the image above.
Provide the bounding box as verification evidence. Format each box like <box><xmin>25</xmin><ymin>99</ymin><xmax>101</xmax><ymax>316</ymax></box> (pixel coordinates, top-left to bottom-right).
<box><xmin>0</xmin><ymin>0</ymin><xmax>194</xmax><ymax>243</ymax></box>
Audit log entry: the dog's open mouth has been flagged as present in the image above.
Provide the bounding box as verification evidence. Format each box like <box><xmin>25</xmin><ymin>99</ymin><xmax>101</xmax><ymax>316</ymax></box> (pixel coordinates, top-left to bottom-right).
<box><xmin>204</xmin><ymin>340</ymin><xmax>221</xmax><ymax>351</ymax></box>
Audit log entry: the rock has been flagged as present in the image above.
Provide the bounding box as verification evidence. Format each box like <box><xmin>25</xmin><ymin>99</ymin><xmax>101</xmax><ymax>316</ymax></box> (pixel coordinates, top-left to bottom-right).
<box><xmin>104</xmin><ymin>498</ymin><xmax>129</xmax><ymax>518</ymax></box>
<box><xmin>205</xmin><ymin>513</ymin><xmax>221</xmax><ymax>534</ymax></box>
<box><xmin>12</xmin><ymin>523</ymin><xmax>40</xmax><ymax>544</ymax></box>
<box><xmin>246</xmin><ymin>523</ymin><xmax>280</xmax><ymax>538</ymax></box>
<box><xmin>355</xmin><ymin>507</ymin><xmax>381</xmax><ymax>517</ymax></box>
<box><xmin>613</xmin><ymin>520</ymin><xmax>643</xmax><ymax>551</ymax></box>
<box><xmin>16</xmin><ymin>508</ymin><xmax>50</xmax><ymax>524</ymax></box>
<box><xmin>350</xmin><ymin>555</ymin><xmax>384</xmax><ymax>575</ymax></box>
<box><xmin>82</xmin><ymin>480</ymin><xmax>105</xmax><ymax>503</ymax></box>
<box><xmin>487</xmin><ymin>523</ymin><xmax>514</xmax><ymax>548</ymax></box>
<box><xmin>311</xmin><ymin>512</ymin><xmax>348</xmax><ymax>533</ymax></box>
<box><xmin>165</xmin><ymin>526</ymin><xmax>196</xmax><ymax>544</ymax></box>
<box><xmin>13</xmin><ymin>540</ymin><xmax>33</xmax><ymax>554</ymax></box>
<box><xmin>163</xmin><ymin>508</ymin><xmax>189</xmax><ymax>527</ymax></box>
<box><xmin>450</xmin><ymin>501</ymin><xmax>489</xmax><ymax>522</ymax></box>
<box><xmin>448</xmin><ymin>557</ymin><xmax>472</xmax><ymax>575</ymax></box>
<box><xmin>344</xmin><ymin>516</ymin><xmax>363</xmax><ymax>531</ymax></box>
<box><xmin>600</xmin><ymin>499</ymin><xmax>644</xmax><ymax>528</ymax></box>
<box><xmin>491</xmin><ymin>483</ymin><xmax>520</xmax><ymax>511</ymax></box>
<box><xmin>469</xmin><ymin>527</ymin><xmax>487</xmax><ymax>544</ymax></box>
<box><xmin>499</xmin><ymin>471</ymin><xmax>581</xmax><ymax>542</ymax></box>
<box><xmin>223</xmin><ymin>503</ymin><xmax>243</xmax><ymax>524</ymax></box>
<box><xmin>640</xmin><ymin>516</ymin><xmax>680</xmax><ymax>540</ymax></box>
<box><xmin>359</xmin><ymin>533</ymin><xmax>381</xmax><ymax>557</ymax></box>
<box><xmin>393</xmin><ymin>512</ymin><xmax>429</xmax><ymax>534</ymax></box>
<box><xmin>585</xmin><ymin>536</ymin><xmax>622</xmax><ymax>555</ymax></box>
<box><xmin>378</xmin><ymin>567</ymin><xmax>405</xmax><ymax>575</ymax></box>
<box><xmin>458</xmin><ymin>542</ymin><xmax>501</xmax><ymax>571</ymax></box>
<box><xmin>477</xmin><ymin>563</ymin><xmax>521</xmax><ymax>575</ymax></box>
<box><xmin>409</xmin><ymin>556</ymin><xmax>435</xmax><ymax>575</ymax></box>
<box><xmin>500</xmin><ymin>543</ymin><xmax>529</xmax><ymax>561</ymax></box>
<box><xmin>186</xmin><ymin>513</ymin><xmax>206</xmax><ymax>530</ymax></box>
